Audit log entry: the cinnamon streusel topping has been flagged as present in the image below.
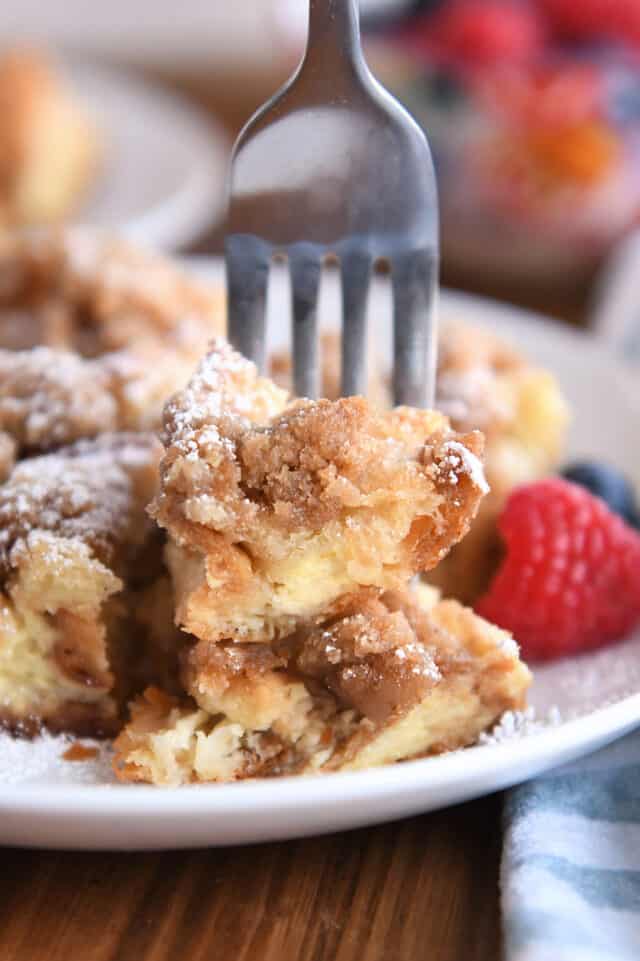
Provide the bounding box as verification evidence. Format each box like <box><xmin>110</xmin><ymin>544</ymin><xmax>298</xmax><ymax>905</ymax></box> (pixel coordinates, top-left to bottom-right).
<box><xmin>152</xmin><ymin>338</ymin><xmax>488</xmax><ymax>644</ymax></box>
<box><xmin>0</xmin><ymin>433</ymin><xmax>161</xmax><ymax>580</ymax></box>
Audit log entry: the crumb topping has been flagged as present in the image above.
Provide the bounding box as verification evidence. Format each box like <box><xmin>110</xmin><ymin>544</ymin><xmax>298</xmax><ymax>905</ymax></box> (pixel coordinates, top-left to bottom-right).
<box><xmin>0</xmin><ymin>433</ymin><xmax>161</xmax><ymax>579</ymax></box>
<box><xmin>157</xmin><ymin>339</ymin><xmax>486</xmax><ymax>543</ymax></box>
<box><xmin>153</xmin><ymin>339</ymin><xmax>488</xmax><ymax>644</ymax></box>
<box><xmin>0</xmin><ymin>346</ymin><xmax>118</xmax><ymax>454</ymax></box>
<box><xmin>435</xmin><ymin>324</ymin><xmax>524</xmax><ymax>435</ymax></box>
<box><xmin>0</xmin><ymin>229</ymin><xmax>225</xmax><ymax>438</ymax></box>
<box><xmin>280</xmin><ymin>593</ymin><xmax>445</xmax><ymax>724</ymax></box>
<box><xmin>0</xmin><ymin>228</ymin><xmax>224</xmax><ymax>355</ymax></box>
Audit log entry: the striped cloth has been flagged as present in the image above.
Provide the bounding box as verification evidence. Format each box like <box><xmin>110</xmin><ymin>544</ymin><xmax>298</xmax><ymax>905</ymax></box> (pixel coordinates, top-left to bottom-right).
<box><xmin>502</xmin><ymin>730</ymin><xmax>640</xmax><ymax>961</ymax></box>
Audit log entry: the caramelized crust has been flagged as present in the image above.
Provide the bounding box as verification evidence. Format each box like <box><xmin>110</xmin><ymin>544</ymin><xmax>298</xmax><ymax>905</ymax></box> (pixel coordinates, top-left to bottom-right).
<box><xmin>0</xmin><ymin>433</ymin><xmax>170</xmax><ymax>736</ymax></box>
<box><xmin>113</xmin><ymin>584</ymin><xmax>531</xmax><ymax>785</ymax></box>
<box><xmin>153</xmin><ymin>339</ymin><xmax>488</xmax><ymax>644</ymax></box>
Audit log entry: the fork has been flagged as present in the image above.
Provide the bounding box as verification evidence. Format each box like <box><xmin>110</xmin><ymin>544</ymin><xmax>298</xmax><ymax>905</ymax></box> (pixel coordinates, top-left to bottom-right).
<box><xmin>225</xmin><ymin>0</ymin><xmax>439</xmax><ymax>407</ymax></box>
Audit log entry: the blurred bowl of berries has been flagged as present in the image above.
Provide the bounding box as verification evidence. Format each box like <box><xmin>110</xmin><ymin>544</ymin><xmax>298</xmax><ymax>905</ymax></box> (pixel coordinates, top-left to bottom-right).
<box><xmin>368</xmin><ymin>0</ymin><xmax>640</xmax><ymax>292</ymax></box>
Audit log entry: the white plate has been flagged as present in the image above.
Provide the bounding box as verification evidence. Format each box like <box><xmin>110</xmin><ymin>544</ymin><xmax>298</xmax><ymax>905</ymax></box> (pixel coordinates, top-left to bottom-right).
<box><xmin>1</xmin><ymin>270</ymin><xmax>639</xmax><ymax>850</ymax></box>
<box><xmin>64</xmin><ymin>59</ymin><xmax>229</xmax><ymax>249</ymax></box>
<box><xmin>0</xmin><ymin>3</ymin><xmax>407</xmax><ymax>71</ymax></box>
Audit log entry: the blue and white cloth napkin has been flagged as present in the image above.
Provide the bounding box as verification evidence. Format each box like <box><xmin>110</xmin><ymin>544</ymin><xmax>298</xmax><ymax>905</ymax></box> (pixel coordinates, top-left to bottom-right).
<box><xmin>502</xmin><ymin>729</ymin><xmax>640</xmax><ymax>961</ymax></box>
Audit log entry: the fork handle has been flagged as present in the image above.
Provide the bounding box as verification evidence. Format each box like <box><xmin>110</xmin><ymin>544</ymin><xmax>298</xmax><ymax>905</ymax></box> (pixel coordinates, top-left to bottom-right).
<box><xmin>306</xmin><ymin>0</ymin><xmax>362</xmax><ymax>73</ymax></box>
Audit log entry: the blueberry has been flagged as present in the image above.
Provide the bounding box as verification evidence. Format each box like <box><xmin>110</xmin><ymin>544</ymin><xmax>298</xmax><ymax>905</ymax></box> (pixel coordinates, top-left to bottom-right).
<box><xmin>608</xmin><ymin>84</ymin><xmax>640</xmax><ymax>126</ymax></box>
<box><xmin>426</xmin><ymin>69</ymin><xmax>465</xmax><ymax>109</ymax></box>
<box><xmin>562</xmin><ymin>462</ymin><xmax>640</xmax><ymax>529</ymax></box>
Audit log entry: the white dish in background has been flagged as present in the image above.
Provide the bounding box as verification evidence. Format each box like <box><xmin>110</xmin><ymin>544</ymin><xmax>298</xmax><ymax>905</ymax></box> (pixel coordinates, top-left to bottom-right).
<box><xmin>1</xmin><ymin>268</ymin><xmax>639</xmax><ymax>851</ymax></box>
<box><xmin>63</xmin><ymin>59</ymin><xmax>229</xmax><ymax>250</ymax></box>
<box><xmin>0</xmin><ymin>2</ymin><xmax>408</xmax><ymax>72</ymax></box>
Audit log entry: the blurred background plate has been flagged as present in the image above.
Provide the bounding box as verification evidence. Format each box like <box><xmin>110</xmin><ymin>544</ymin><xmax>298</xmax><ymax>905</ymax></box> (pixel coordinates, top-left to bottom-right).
<box><xmin>62</xmin><ymin>57</ymin><xmax>229</xmax><ymax>250</ymax></box>
<box><xmin>0</xmin><ymin>1</ymin><xmax>407</xmax><ymax>69</ymax></box>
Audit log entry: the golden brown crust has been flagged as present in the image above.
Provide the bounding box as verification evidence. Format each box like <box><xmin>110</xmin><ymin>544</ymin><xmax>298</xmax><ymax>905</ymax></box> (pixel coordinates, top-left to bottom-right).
<box><xmin>0</xmin><ymin>230</ymin><xmax>227</xmax><ymax>740</ymax></box>
<box><xmin>271</xmin><ymin>322</ymin><xmax>568</xmax><ymax>605</ymax></box>
<box><xmin>275</xmin><ymin>593</ymin><xmax>444</xmax><ymax>725</ymax></box>
<box><xmin>153</xmin><ymin>339</ymin><xmax>488</xmax><ymax>643</ymax></box>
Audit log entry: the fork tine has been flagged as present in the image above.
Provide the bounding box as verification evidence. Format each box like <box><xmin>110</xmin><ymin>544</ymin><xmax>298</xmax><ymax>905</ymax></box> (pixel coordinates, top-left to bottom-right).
<box><xmin>225</xmin><ymin>235</ymin><xmax>271</xmax><ymax>372</ymax></box>
<box><xmin>290</xmin><ymin>246</ymin><xmax>322</xmax><ymax>399</ymax></box>
<box><xmin>341</xmin><ymin>249</ymin><xmax>372</xmax><ymax>397</ymax></box>
<box><xmin>391</xmin><ymin>248</ymin><xmax>438</xmax><ymax>409</ymax></box>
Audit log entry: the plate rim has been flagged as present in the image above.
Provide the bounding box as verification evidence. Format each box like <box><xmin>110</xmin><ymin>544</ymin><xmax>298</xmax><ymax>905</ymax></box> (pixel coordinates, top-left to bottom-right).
<box><xmin>2</xmin><ymin>691</ymin><xmax>640</xmax><ymax>814</ymax></box>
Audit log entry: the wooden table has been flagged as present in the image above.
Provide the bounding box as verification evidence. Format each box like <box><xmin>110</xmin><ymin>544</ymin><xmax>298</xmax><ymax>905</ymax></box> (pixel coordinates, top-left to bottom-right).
<box><xmin>0</xmin><ymin>794</ymin><xmax>503</xmax><ymax>961</ymax></box>
<box><xmin>0</xmin><ymin>68</ymin><xmax>591</xmax><ymax>961</ymax></box>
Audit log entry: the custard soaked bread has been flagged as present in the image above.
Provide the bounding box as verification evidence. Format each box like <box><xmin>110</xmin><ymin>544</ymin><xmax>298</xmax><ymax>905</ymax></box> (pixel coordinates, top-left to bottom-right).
<box><xmin>114</xmin><ymin>584</ymin><xmax>530</xmax><ymax>785</ymax></box>
<box><xmin>114</xmin><ymin>341</ymin><xmax>530</xmax><ymax>785</ymax></box>
<box><xmin>152</xmin><ymin>338</ymin><xmax>488</xmax><ymax>645</ymax></box>
<box><xmin>0</xmin><ymin>245</ymin><xmax>535</xmax><ymax>778</ymax></box>
<box><xmin>0</xmin><ymin>433</ymin><xmax>181</xmax><ymax>736</ymax></box>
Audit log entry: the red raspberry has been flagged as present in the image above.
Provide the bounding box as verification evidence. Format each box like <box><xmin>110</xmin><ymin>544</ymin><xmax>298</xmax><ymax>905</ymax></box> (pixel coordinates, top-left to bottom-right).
<box><xmin>411</xmin><ymin>1</ymin><xmax>544</xmax><ymax>67</ymax></box>
<box><xmin>476</xmin><ymin>479</ymin><xmax>640</xmax><ymax>661</ymax></box>
<box><xmin>540</xmin><ymin>0</ymin><xmax>640</xmax><ymax>46</ymax></box>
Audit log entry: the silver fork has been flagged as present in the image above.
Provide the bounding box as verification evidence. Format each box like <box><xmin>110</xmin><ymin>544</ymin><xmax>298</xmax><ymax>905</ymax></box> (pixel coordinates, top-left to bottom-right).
<box><xmin>225</xmin><ymin>0</ymin><xmax>439</xmax><ymax>407</ymax></box>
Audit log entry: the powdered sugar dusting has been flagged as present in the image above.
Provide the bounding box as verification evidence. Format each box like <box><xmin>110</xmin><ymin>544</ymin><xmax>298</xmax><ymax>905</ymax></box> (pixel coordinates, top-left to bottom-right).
<box><xmin>440</xmin><ymin>440</ymin><xmax>490</xmax><ymax>494</ymax></box>
<box><xmin>478</xmin><ymin>706</ymin><xmax>562</xmax><ymax>745</ymax></box>
<box><xmin>530</xmin><ymin>626</ymin><xmax>640</xmax><ymax>718</ymax></box>
<box><xmin>0</xmin><ymin>732</ymin><xmax>116</xmax><ymax>785</ymax></box>
<box><xmin>0</xmin><ymin>346</ymin><xmax>118</xmax><ymax>450</ymax></box>
<box><xmin>436</xmin><ymin>366</ymin><xmax>511</xmax><ymax>432</ymax></box>
<box><xmin>164</xmin><ymin>339</ymin><xmax>288</xmax><ymax>458</ymax></box>
<box><xmin>0</xmin><ymin>433</ymin><xmax>158</xmax><ymax>573</ymax></box>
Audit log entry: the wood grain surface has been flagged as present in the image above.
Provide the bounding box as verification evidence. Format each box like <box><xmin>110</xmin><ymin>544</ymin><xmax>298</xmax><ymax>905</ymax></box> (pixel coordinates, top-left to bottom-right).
<box><xmin>0</xmin><ymin>795</ymin><xmax>503</xmax><ymax>961</ymax></box>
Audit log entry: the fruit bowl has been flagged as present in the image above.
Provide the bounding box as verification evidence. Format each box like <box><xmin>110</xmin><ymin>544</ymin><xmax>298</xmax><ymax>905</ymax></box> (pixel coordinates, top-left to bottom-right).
<box><xmin>368</xmin><ymin>0</ymin><xmax>640</xmax><ymax>292</ymax></box>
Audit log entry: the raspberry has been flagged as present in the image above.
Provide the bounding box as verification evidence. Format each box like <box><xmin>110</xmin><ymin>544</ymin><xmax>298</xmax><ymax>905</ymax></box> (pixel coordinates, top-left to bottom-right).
<box><xmin>476</xmin><ymin>479</ymin><xmax>640</xmax><ymax>661</ymax></box>
<box><xmin>421</xmin><ymin>1</ymin><xmax>544</xmax><ymax>67</ymax></box>
<box><xmin>540</xmin><ymin>0</ymin><xmax>640</xmax><ymax>46</ymax></box>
